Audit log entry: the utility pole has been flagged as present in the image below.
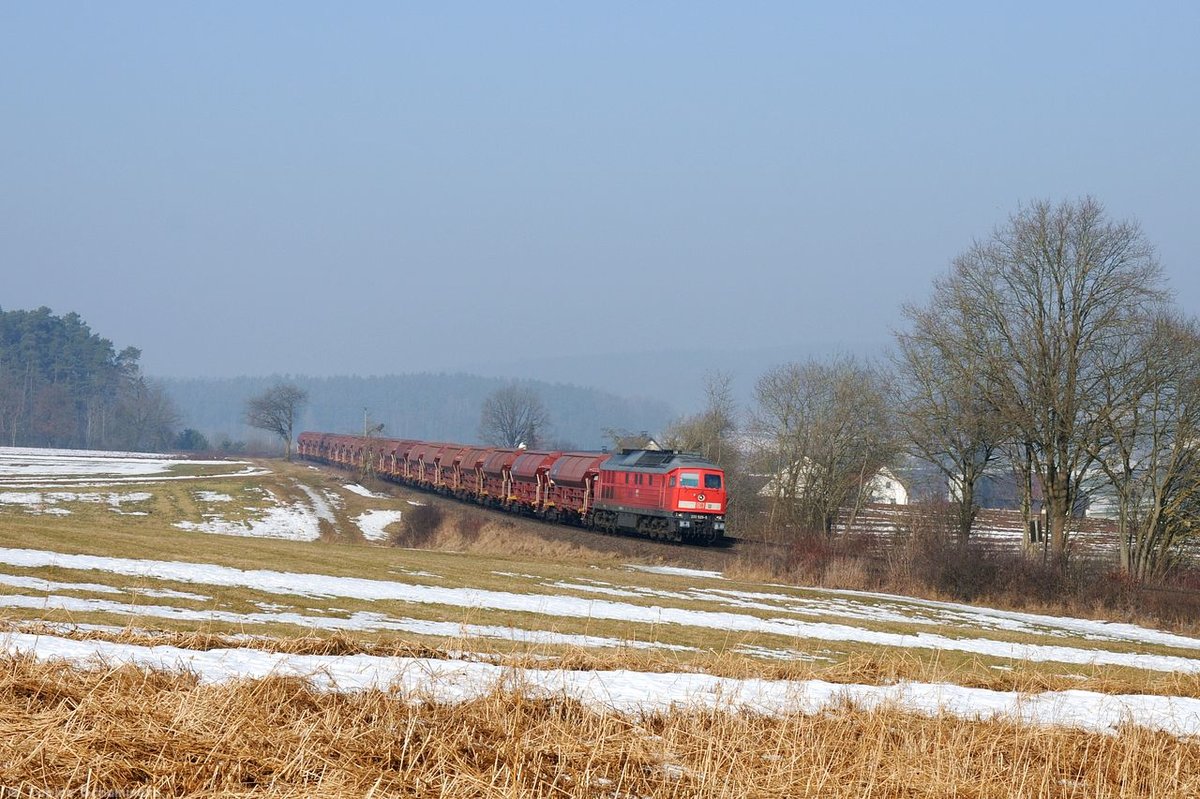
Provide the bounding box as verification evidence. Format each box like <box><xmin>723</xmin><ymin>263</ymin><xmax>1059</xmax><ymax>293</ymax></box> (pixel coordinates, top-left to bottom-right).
<box><xmin>359</xmin><ymin>407</ymin><xmax>384</xmax><ymax>482</ymax></box>
<box><xmin>361</xmin><ymin>407</ymin><xmax>370</xmax><ymax>480</ymax></box>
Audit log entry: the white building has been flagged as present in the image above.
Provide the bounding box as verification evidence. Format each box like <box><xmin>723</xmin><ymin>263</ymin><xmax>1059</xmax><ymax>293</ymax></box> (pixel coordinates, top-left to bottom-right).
<box><xmin>758</xmin><ymin>459</ymin><xmax>909</xmax><ymax>505</ymax></box>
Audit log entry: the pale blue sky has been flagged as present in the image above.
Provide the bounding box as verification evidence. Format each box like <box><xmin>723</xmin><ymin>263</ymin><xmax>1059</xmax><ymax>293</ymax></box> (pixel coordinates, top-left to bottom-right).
<box><xmin>2</xmin><ymin>3</ymin><xmax>1197</xmax><ymax>383</ymax></box>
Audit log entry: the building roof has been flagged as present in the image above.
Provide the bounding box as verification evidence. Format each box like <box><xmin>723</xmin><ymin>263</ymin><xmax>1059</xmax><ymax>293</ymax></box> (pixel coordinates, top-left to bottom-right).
<box><xmin>602</xmin><ymin>449</ymin><xmax>719</xmax><ymax>474</ymax></box>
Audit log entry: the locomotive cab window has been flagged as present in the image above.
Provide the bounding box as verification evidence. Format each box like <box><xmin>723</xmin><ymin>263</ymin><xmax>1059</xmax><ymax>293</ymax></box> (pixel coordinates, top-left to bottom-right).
<box><xmin>704</xmin><ymin>474</ymin><xmax>723</xmax><ymax>489</ymax></box>
<box><xmin>680</xmin><ymin>473</ymin><xmax>700</xmax><ymax>488</ymax></box>
<box><xmin>669</xmin><ymin>477</ymin><xmax>676</xmax><ymax>487</ymax></box>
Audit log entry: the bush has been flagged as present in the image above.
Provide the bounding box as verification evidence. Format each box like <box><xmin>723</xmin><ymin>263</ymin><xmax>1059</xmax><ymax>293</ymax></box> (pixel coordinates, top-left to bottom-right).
<box><xmin>756</xmin><ymin>533</ymin><xmax>878</xmax><ymax>589</ymax></box>
<box><xmin>174</xmin><ymin>428</ymin><xmax>210</xmax><ymax>452</ymax></box>
<box><xmin>899</xmin><ymin>529</ymin><xmax>1067</xmax><ymax>604</ymax></box>
<box><xmin>389</xmin><ymin>504</ymin><xmax>444</xmax><ymax>548</ymax></box>
<box><xmin>738</xmin><ymin>498</ymin><xmax>1200</xmax><ymax>632</ymax></box>
<box><xmin>456</xmin><ymin>511</ymin><xmax>487</xmax><ymax>544</ymax></box>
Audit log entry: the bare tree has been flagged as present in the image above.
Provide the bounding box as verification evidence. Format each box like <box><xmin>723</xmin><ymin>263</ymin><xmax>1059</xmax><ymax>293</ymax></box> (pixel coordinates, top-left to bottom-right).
<box><xmin>896</xmin><ymin>288</ymin><xmax>1004</xmax><ymax>546</ymax></box>
<box><xmin>663</xmin><ymin>371</ymin><xmax>739</xmax><ymax>466</ymax></box>
<box><xmin>936</xmin><ymin>197</ymin><xmax>1165</xmax><ymax>566</ymax></box>
<box><xmin>478</xmin><ymin>384</ymin><xmax>549</xmax><ymax>448</ymax></box>
<box><xmin>244</xmin><ymin>383</ymin><xmax>308</xmax><ymax>460</ymax></box>
<box><xmin>1090</xmin><ymin>314</ymin><xmax>1200</xmax><ymax>581</ymax></box>
<box><xmin>112</xmin><ymin>378</ymin><xmax>181</xmax><ymax>452</ymax></box>
<box><xmin>31</xmin><ymin>383</ymin><xmax>77</xmax><ymax>447</ymax></box>
<box><xmin>0</xmin><ymin>372</ymin><xmax>23</xmax><ymax>447</ymax></box>
<box><xmin>664</xmin><ymin>372</ymin><xmax>759</xmax><ymax>534</ymax></box>
<box><xmin>752</xmin><ymin>356</ymin><xmax>898</xmax><ymax>537</ymax></box>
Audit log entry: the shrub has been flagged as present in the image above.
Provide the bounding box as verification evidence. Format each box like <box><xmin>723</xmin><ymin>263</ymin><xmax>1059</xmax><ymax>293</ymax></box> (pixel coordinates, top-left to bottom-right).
<box><xmin>456</xmin><ymin>511</ymin><xmax>487</xmax><ymax>544</ymax></box>
<box><xmin>390</xmin><ymin>504</ymin><xmax>444</xmax><ymax>548</ymax></box>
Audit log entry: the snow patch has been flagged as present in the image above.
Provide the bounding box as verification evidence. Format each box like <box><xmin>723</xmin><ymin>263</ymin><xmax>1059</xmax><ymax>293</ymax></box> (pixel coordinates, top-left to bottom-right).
<box><xmin>355</xmin><ymin>510</ymin><xmax>403</xmax><ymax>542</ymax></box>
<box><xmin>627</xmin><ymin>565</ymin><xmax>726</xmax><ymax>580</ymax></box>
<box><xmin>389</xmin><ymin>568</ymin><xmax>440</xmax><ymax>579</ymax></box>
<box><xmin>0</xmin><ymin>595</ymin><xmax>693</xmax><ymax>652</ymax></box>
<box><xmin>0</xmin><ymin>490</ymin><xmax>152</xmax><ymax>516</ymax></box>
<box><xmin>174</xmin><ymin>502</ymin><xmax>322</xmax><ymax>541</ymax></box>
<box><xmin>343</xmin><ymin>484</ymin><xmax>385</xmax><ymax>499</ymax></box>
<box><xmin>130</xmin><ymin>587</ymin><xmax>211</xmax><ymax>601</ymax></box>
<box><xmin>0</xmin><ymin>575</ymin><xmax>123</xmax><ymax>595</ymax></box>
<box><xmin>295</xmin><ymin>483</ymin><xmax>338</xmax><ymax>525</ymax></box>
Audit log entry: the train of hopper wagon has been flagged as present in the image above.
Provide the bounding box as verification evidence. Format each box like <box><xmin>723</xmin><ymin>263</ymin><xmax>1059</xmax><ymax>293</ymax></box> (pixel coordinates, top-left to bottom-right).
<box><xmin>297</xmin><ymin>432</ymin><xmax>728</xmax><ymax>545</ymax></box>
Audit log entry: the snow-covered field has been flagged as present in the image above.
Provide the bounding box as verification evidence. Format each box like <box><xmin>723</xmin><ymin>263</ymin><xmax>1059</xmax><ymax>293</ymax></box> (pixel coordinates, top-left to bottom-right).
<box><xmin>0</xmin><ymin>446</ymin><xmax>403</xmax><ymax>542</ymax></box>
<box><xmin>3</xmin><ymin>447</ymin><xmax>1200</xmax><ymax>738</ymax></box>
<box><xmin>0</xmin><ymin>446</ymin><xmax>270</xmax><ymax>486</ymax></box>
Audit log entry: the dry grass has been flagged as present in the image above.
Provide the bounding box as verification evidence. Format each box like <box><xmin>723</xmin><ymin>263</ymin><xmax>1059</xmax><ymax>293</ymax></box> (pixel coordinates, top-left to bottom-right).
<box><xmin>726</xmin><ymin>537</ymin><xmax>1200</xmax><ymax>639</ymax></box>
<box><xmin>0</xmin><ymin>654</ymin><xmax>1197</xmax><ymax>798</ymax></box>
<box><xmin>4</xmin><ymin>456</ymin><xmax>1200</xmax><ymax>796</ymax></box>
<box><xmin>409</xmin><ymin>506</ymin><xmax>637</xmax><ymax>566</ymax></box>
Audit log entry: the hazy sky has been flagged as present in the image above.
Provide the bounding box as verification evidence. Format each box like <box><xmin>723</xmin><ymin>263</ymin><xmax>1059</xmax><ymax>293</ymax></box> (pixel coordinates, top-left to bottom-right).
<box><xmin>3</xmin><ymin>3</ymin><xmax>1198</xmax><ymax>381</ymax></box>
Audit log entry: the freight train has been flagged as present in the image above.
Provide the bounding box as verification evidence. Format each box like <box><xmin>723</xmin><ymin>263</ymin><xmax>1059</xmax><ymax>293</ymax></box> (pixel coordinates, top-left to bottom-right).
<box><xmin>297</xmin><ymin>432</ymin><xmax>727</xmax><ymax>545</ymax></box>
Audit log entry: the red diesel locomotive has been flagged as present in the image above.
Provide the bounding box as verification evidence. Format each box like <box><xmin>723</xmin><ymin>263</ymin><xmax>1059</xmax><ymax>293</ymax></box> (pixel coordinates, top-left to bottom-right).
<box><xmin>297</xmin><ymin>432</ymin><xmax>727</xmax><ymax>544</ymax></box>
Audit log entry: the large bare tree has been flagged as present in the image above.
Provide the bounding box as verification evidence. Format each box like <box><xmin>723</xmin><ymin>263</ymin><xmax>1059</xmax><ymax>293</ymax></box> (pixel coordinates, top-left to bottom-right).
<box><xmin>896</xmin><ymin>281</ymin><xmax>1004</xmax><ymax>546</ymax></box>
<box><xmin>664</xmin><ymin>372</ymin><xmax>755</xmax><ymax>532</ymax></box>
<box><xmin>752</xmin><ymin>356</ymin><xmax>897</xmax><ymax>537</ymax></box>
<box><xmin>478</xmin><ymin>384</ymin><xmax>549</xmax><ymax>448</ymax></box>
<box><xmin>663</xmin><ymin>371</ymin><xmax>739</xmax><ymax>466</ymax></box>
<box><xmin>112</xmin><ymin>378</ymin><xmax>181</xmax><ymax>452</ymax></box>
<box><xmin>1090</xmin><ymin>314</ymin><xmax>1200</xmax><ymax>581</ymax></box>
<box><xmin>244</xmin><ymin>383</ymin><xmax>308</xmax><ymax>459</ymax></box>
<box><xmin>938</xmin><ymin>197</ymin><xmax>1165</xmax><ymax>565</ymax></box>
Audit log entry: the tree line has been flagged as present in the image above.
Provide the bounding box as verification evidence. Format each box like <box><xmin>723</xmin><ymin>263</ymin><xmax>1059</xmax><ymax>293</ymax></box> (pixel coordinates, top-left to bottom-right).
<box><xmin>164</xmin><ymin>374</ymin><xmax>672</xmax><ymax>451</ymax></box>
<box><xmin>0</xmin><ymin>309</ymin><xmax>670</xmax><ymax>457</ymax></box>
<box><xmin>654</xmin><ymin>198</ymin><xmax>1198</xmax><ymax>584</ymax></box>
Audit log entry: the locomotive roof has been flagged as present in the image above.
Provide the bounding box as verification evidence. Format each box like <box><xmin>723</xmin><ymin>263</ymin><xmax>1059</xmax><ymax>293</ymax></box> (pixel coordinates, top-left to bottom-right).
<box><xmin>602</xmin><ymin>448</ymin><xmax>720</xmax><ymax>473</ymax></box>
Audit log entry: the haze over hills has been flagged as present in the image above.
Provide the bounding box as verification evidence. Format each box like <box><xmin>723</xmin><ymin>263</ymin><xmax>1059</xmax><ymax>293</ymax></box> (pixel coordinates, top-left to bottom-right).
<box><xmin>162</xmin><ymin>373</ymin><xmax>674</xmax><ymax>451</ymax></box>
<box><xmin>462</xmin><ymin>343</ymin><xmax>885</xmax><ymax>414</ymax></box>
<box><xmin>162</xmin><ymin>343</ymin><xmax>887</xmax><ymax>451</ymax></box>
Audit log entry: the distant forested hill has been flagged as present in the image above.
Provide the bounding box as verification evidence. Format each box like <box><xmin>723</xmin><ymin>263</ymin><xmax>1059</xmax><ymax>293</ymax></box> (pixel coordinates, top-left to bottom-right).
<box><xmin>161</xmin><ymin>374</ymin><xmax>674</xmax><ymax>451</ymax></box>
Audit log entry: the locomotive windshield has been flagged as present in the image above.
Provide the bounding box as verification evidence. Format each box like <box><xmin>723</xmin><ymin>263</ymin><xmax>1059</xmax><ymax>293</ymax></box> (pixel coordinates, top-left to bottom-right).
<box><xmin>704</xmin><ymin>474</ymin><xmax>722</xmax><ymax>489</ymax></box>
<box><xmin>680</xmin><ymin>472</ymin><xmax>700</xmax><ymax>488</ymax></box>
